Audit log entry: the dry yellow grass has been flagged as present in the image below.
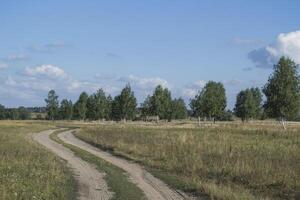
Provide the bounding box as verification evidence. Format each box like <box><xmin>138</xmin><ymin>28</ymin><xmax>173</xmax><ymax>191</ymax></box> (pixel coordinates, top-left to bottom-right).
<box><xmin>75</xmin><ymin>122</ymin><xmax>300</xmax><ymax>200</ymax></box>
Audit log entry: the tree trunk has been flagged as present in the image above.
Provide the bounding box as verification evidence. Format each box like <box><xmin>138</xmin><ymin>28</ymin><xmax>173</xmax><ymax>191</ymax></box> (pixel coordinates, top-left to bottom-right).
<box><xmin>280</xmin><ymin>117</ymin><xmax>286</xmax><ymax>130</ymax></box>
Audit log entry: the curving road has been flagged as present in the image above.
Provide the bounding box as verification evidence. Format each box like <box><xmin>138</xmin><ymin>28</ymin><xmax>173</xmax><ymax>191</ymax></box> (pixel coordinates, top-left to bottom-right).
<box><xmin>33</xmin><ymin>130</ymin><xmax>113</xmax><ymax>200</ymax></box>
<box><xmin>59</xmin><ymin>130</ymin><xmax>190</xmax><ymax>200</ymax></box>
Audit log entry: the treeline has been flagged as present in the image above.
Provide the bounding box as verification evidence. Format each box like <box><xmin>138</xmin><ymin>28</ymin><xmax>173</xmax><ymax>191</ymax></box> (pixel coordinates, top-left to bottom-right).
<box><xmin>1</xmin><ymin>56</ymin><xmax>299</xmax><ymax>123</ymax></box>
<box><xmin>0</xmin><ymin>105</ymin><xmax>31</xmax><ymax>120</ymax></box>
<box><xmin>44</xmin><ymin>57</ymin><xmax>300</xmax><ymax>123</ymax></box>
<box><xmin>45</xmin><ymin>84</ymin><xmax>188</xmax><ymax>121</ymax></box>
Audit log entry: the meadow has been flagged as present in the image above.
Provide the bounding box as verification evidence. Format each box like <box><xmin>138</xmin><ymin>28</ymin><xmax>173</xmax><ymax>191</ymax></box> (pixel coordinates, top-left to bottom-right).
<box><xmin>75</xmin><ymin>121</ymin><xmax>300</xmax><ymax>200</ymax></box>
<box><xmin>0</xmin><ymin>121</ymin><xmax>76</xmax><ymax>200</ymax></box>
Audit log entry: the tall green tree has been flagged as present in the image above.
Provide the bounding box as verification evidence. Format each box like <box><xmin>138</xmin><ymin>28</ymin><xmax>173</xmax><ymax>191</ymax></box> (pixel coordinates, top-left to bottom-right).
<box><xmin>59</xmin><ymin>99</ymin><xmax>73</xmax><ymax>120</ymax></box>
<box><xmin>191</xmin><ymin>81</ymin><xmax>226</xmax><ymax>121</ymax></box>
<box><xmin>149</xmin><ymin>85</ymin><xmax>173</xmax><ymax>120</ymax></box>
<box><xmin>172</xmin><ymin>98</ymin><xmax>187</xmax><ymax>119</ymax></box>
<box><xmin>189</xmin><ymin>94</ymin><xmax>199</xmax><ymax>117</ymax></box>
<box><xmin>74</xmin><ymin>92</ymin><xmax>88</xmax><ymax>120</ymax></box>
<box><xmin>18</xmin><ymin>106</ymin><xmax>30</xmax><ymax>120</ymax></box>
<box><xmin>86</xmin><ymin>89</ymin><xmax>111</xmax><ymax>120</ymax></box>
<box><xmin>141</xmin><ymin>95</ymin><xmax>151</xmax><ymax>118</ymax></box>
<box><xmin>6</xmin><ymin>108</ymin><xmax>19</xmax><ymax>120</ymax></box>
<box><xmin>0</xmin><ymin>104</ymin><xmax>6</xmax><ymax>120</ymax></box>
<box><xmin>111</xmin><ymin>84</ymin><xmax>137</xmax><ymax>121</ymax></box>
<box><xmin>86</xmin><ymin>94</ymin><xmax>97</xmax><ymax>120</ymax></box>
<box><xmin>263</xmin><ymin>56</ymin><xmax>300</xmax><ymax>125</ymax></box>
<box><xmin>250</xmin><ymin>87</ymin><xmax>263</xmax><ymax>118</ymax></box>
<box><xmin>95</xmin><ymin>89</ymin><xmax>111</xmax><ymax>120</ymax></box>
<box><xmin>106</xmin><ymin>95</ymin><xmax>113</xmax><ymax>120</ymax></box>
<box><xmin>45</xmin><ymin>90</ymin><xmax>59</xmax><ymax>120</ymax></box>
<box><xmin>234</xmin><ymin>88</ymin><xmax>262</xmax><ymax>121</ymax></box>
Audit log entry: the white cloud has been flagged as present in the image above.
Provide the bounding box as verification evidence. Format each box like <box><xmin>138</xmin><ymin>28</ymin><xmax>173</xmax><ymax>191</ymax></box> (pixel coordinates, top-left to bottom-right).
<box><xmin>0</xmin><ymin>64</ymin><xmax>123</xmax><ymax>107</ymax></box>
<box><xmin>118</xmin><ymin>75</ymin><xmax>169</xmax><ymax>90</ymax></box>
<box><xmin>266</xmin><ymin>31</ymin><xmax>300</xmax><ymax>63</ymax></box>
<box><xmin>0</xmin><ymin>63</ymin><xmax>8</xmax><ymax>69</ymax></box>
<box><xmin>24</xmin><ymin>65</ymin><xmax>67</xmax><ymax>79</ymax></box>
<box><xmin>182</xmin><ymin>88</ymin><xmax>198</xmax><ymax>99</ymax></box>
<box><xmin>248</xmin><ymin>30</ymin><xmax>300</xmax><ymax>68</ymax></box>
<box><xmin>182</xmin><ymin>80</ymin><xmax>207</xmax><ymax>98</ymax></box>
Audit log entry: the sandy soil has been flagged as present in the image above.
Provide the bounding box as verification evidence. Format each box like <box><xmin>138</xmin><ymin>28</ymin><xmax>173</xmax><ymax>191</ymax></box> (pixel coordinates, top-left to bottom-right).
<box><xmin>33</xmin><ymin>130</ymin><xmax>113</xmax><ymax>200</ymax></box>
<box><xmin>59</xmin><ymin>129</ymin><xmax>191</xmax><ymax>200</ymax></box>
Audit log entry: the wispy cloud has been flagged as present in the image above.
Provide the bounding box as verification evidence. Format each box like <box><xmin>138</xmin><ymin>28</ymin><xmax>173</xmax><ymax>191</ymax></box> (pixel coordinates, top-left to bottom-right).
<box><xmin>118</xmin><ymin>75</ymin><xmax>169</xmax><ymax>90</ymax></box>
<box><xmin>232</xmin><ymin>37</ymin><xmax>263</xmax><ymax>46</ymax></box>
<box><xmin>0</xmin><ymin>63</ymin><xmax>8</xmax><ymax>69</ymax></box>
<box><xmin>94</xmin><ymin>73</ymin><xmax>117</xmax><ymax>80</ymax></box>
<box><xmin>242</xmin><ymin>67</ymin><xmax>253</xmax><ymax>71</ymax></box>
<box><xmin>181</xmin><ymin>80</ymin><xmax>207</xmax><ymax>98</ymax></box>
<box><xmin>27</xmin><ymin>42</ymin><xmax>70</xmax><ymax>53</ymax></box>
<box><xmin>105</xmin><ymin>52</ymin><xmax>121</xmax><ymax>58</ymax></box>
<box><xmin>222</xmin><ymin>79</ymin><xmax>244</xmax><ymax>86</ymax></box>
<box><xmin>3</xmin><ymin>54</ymin><xmax>29</xmax><ymax>62</ymax></box>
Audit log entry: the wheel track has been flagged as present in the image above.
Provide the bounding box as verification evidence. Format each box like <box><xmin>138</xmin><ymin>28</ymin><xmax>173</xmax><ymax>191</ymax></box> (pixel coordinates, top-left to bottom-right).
<box><xmin>33</xmin><ymin>130</ymin><xmax>113</xmax><ymax>200</ymax></box>
<box><xmin>58</xmin><ymin>130</ymin><xmax>192</xmax><ymax>200</ymax></box>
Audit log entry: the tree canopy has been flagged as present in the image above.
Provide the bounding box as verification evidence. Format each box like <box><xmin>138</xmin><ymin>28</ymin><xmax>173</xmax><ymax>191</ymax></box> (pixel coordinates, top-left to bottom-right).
<box><xmin>172</xmin><ymin>98</ymin><xmax>187</xmax><ymax>119</ymax></box>
<box><xmin>234</xmin><ymin>87</ymin><xmax>262</xmax><ymax>121</ymax></box>
<box><xmin>263</xmin><ymin>57</ymin><xmax>300</xmax><ymax>120</ymax></box>
<box><xmin>73</xmin><ymin>92</ymin><xmax>89</xmax><ymax>120</ymax></box>
<box><xmin>45</xmin><ymin>90</ymin><xmax>59</xmax><ymax>120</ymax></box>
<box><xmin>59</xmin><ymin>99</ymin><xmax>73</xmax><ymax>120</ymax></box>
<box><xmin>142</xmin><ymin>85</ymin><xmax>173</xmax><ymax>120</ymax></box>
<box><xmin>111</xmin><ymin>84</ymin><xmax>137</xmax><ymax>121</ymax></box>
<box><xmin>191</xmin><ymin>81</ymin><xmax>226</xmax><ymax>120</ymax></box>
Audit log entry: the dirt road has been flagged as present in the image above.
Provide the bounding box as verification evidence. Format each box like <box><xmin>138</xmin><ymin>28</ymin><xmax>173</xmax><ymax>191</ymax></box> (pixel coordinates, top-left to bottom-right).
<box><xmin>58</xmin><ymin>130</ymin><xmax>189</xmax><ymax>200</ymax></box>
<box><xmin>33</xmin><ymin>130</ymin><xmax>113</xmax><ymax>200</ymax></box>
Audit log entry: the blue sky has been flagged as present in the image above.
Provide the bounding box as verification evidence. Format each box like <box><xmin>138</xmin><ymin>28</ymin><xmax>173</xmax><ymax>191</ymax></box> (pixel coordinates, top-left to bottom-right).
<box><xmin>1</xmin><ymin>0</ymin><xmax>300</xmax><ymax>108</ymax></box>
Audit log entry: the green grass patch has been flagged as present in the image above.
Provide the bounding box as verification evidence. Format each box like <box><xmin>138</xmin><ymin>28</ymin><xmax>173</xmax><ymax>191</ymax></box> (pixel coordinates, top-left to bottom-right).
<box><xmin>0</xmin><ymin>121</ymin><xmax>76</xmax><ymax>200</ymax></box>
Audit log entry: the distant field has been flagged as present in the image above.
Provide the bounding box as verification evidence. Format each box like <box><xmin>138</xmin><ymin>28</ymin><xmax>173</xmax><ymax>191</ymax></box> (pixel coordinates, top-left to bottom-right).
<box><xmin>0</xmin><ymin>121</ymin><xmax>76</xmax><ymax>200</ymax></box>
<box><xmin>76</xmin><ymin>122</ymin><xmax>300</xmax><ymax>200</ymax></box>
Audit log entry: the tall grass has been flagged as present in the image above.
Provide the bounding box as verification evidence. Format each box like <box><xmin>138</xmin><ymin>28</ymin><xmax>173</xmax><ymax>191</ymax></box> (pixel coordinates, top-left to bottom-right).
<box><xmin>0</xmin><ymin>121</ymin><xmax>76</xmax><ymax>200</ymax></box>
<box><xmin>76</xmin><ymin>123</ymin><xmax>300</xmax><ymax>200</ymax></box>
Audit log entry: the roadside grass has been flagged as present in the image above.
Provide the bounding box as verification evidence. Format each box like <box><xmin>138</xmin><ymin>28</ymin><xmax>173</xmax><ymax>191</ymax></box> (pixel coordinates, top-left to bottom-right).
<box><xmin>0</xmin><ymin>121</ymin><xmax>76</xmax><ymax>200</ymax></box>
<box><xmin>50</xmin><ymin>129</ymin><xmax>146</xmax><ymax>200</ymax></box>
<box><xmin>75</xmin><ymin>123</ymin><xmax>300</xmax><ymax>200</ymax></box>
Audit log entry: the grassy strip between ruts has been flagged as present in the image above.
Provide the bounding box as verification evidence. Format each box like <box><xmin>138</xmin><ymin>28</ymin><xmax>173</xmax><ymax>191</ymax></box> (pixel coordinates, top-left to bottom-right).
<box><xmin>50</xmin><ymin>129</ymin><xmax>146</xmax><ymax>200</ymax></box>
<box><xmin>0</xmin><ymin>121</ymin><xmax>76</xmax><ymax>200</ymax></box>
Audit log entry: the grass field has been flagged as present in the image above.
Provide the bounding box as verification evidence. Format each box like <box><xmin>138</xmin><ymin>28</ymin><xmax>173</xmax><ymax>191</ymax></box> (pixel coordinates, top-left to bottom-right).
<box><xmin>0</xmin><ymin>121</ymin><xmax>76</xmax><ymax>200</ymax></box>
<box><xmin>75</xmin><ymin>122</ymin><xmax>300</xmax><ymax>200</ymax></box>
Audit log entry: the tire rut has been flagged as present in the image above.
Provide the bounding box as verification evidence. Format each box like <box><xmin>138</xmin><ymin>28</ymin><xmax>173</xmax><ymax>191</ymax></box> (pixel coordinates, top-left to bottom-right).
<box><xmin>58</xmin><ymin>130</ymin><xmax>192</xmax><ymax>200</ymax></box>
<box><xmin>33</xmin><ymin>130</ymin><xmax>113</xmax><ymax>200</ymax></box>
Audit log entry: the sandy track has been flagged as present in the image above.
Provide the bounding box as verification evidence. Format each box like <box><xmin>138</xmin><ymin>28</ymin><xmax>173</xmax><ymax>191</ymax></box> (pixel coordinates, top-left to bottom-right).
<box><xmin>33</xmin><ymin>130</ymin><xmax>113</xmax><ymax>200</ymax></box>
<box><xmin>59</xmin><ymin>130</ymin><xmax>190</xmax><ymax>200</ymax></box>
